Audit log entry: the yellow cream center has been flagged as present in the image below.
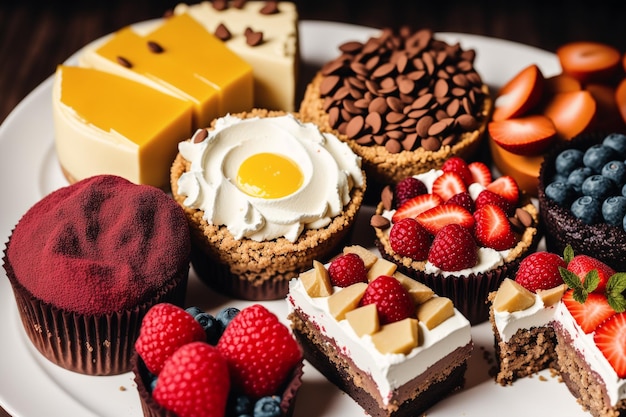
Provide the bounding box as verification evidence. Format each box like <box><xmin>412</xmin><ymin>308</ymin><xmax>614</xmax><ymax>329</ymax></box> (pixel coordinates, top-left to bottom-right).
<box><xmin>236</xmin><ymin>152</ymin><xmax>303</xmax><ymax>199</ymax></box>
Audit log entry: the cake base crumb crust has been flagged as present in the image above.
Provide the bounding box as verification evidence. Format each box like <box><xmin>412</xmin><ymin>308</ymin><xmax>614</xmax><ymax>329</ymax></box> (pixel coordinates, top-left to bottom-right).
<box><xmin>289</xmin><ymin>309</ymin><xmax>472</xmax><ymax>417</ymax></box>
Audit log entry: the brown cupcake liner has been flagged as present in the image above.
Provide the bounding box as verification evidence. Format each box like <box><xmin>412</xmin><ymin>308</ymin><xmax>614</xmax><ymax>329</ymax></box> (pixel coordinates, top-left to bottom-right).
<box><xmin>538</xmin><ymin>131</ymin><xmax>626</xmax><ymax>270</ymax></box>
<box><xmin>132</xmin><ymin>351</ymin><xmax>303</xmax><ymax>417</ymax></box>
<box><xmin>189</xmin><ymin>221</ymin><xmax>355</xmax><ymax>301</ymax></box>
<box><xmin>376</xmin><ymin>240</ymin><xmax>519</xmax><ymax>325</ymax></box>
<box><xmin>3</xmin><ymin>247</ymin><xmax>189</xmax><ymax>376</ymax></box>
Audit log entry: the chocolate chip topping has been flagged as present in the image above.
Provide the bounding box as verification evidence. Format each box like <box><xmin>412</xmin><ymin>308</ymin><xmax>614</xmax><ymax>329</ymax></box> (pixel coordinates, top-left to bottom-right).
<box><xmin>232</xmin><ymin>0</ymin><xmax>247</xmax><ymax>8</ymax></box>
<box><xmin>192</xmin><ymin>128</ymin><xmax>208</xmax><ymax>143</ymax></box>
<box><xmin>260</xmin><ymin>1</ymin><xmax>279</xmax><ymax>14</ymax></box>
<box><xmin>318</xmin><ymin>28</ymin><xmax>486</xmax><ymax>153</ymax></box>
<box><xmin>245</xmin><ymin>29</ymin><xmax>264</xmax><ymax>46</ymax></box>
<box><xmin>212</xmin><ymin>0</ymin><xmax>228</xmax><ymax>10</ymax></box>
<box><xmin>147</xmin><ymin>40</ymin><xmax>164</xmax><ymax>53</ymax></box>
<box><xmin>215</xmin><ymin>23</ymin><xmax>232</xmax><ymax>41</ymax></box>
<box><xmin>370</xmin><ymin>214</ymin><xmax>391</xmax><ymax>230</ymax></box>
<box><xmin>116</xmin><ymin>56</ymin><xmax>132</xmax><ymax>68</ymax></box>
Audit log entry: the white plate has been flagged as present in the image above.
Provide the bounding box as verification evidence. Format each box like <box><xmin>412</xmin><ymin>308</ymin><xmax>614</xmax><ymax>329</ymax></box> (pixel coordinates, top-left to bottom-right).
<box><xmin>0</xmin><ymin>20</ymin><xmax>589</xmax><ymax>417</ymax></box>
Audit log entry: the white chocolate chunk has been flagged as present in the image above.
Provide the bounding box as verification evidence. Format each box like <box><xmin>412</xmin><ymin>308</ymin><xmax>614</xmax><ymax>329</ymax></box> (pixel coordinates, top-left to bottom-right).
<box><xmin>300</xmin><ymin>260</ymin><xmax>333</xmax><ymax>298</ymax></box>
<box><xmin>346</xmin><ymin>304</ymin><xmax>380</xmax><ymax>337</ymax></box>
<box><xmin>372</xmin><ymin>318</ymin><xmax>419</xmax><ymax>354</ymax></box>
<box><xmin>328</xmin><ymin>282</ymin><xmax>368</xmax><ymax>320</ymax></box>
<box><xmin>367</xmin><ymin>258</ymin><xmax>397</xmax><ymax>282</ymax></box>
<box><xmin>393</xmin><ymin>272</ymin><xmax>435</xmax><ymax>304</ymax></box>
<box><xmin>537</xmin><ymin>284</ymin><xmax>568</xmax><ymax>307</ymax></box>
<box><xmin>416</xmin><ymin>297</ymin><xmax>454</xmax><ymax>329</ymax></box>
<box><xmin>493</xmin><ymin>278</ymin><xmax>535</xmax><ymax>313</ymax></box>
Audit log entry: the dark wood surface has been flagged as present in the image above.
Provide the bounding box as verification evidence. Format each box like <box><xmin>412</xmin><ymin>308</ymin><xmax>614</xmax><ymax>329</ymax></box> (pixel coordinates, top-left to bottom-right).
<box><xmin>0</xmin><ymin>1</ymin><xmax>625</xmax><ymax>416</ymax></box>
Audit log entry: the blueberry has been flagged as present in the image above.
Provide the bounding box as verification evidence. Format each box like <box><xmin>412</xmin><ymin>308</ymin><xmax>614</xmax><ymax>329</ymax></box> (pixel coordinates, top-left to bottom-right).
<box><xmin>623</xmin><ymin>183</ymin><xmax>626</xmax><ymax>197</ymax></box>
<box><xmin>623</xmin><ymin>212</ymin><xmax>626</xmax><ymax>232</ymax></box>
<box><xmin>567</xmin><ymin>166</ymin><xmax>594</xmax><ymax>193</ymax></box>
<box><xmin>603</xmin><ymin>133</ymin><xmax>626</xmax><ymax>157</ymax></box>
<box><xmin>217</xmin><ymin>307</ymin><xmax>240</xmax><ymax>331</ymax></box>
<box><xmin>195</xmin><ymin>312</ymin><xmax>222</xmax><ymax>344</ymax></box>
<box><xmin>601</xmin><ymin>160</ymin><xmax>626</xmax><ymax>186</ymax></box>
<box><xmin>571</xmin><ymin>196</ymin><xmax>602</xmax><ymax>224</ymax></box>
<box><xmin>581</xmin><ymin>174</ymin><xmax>616</xmax><ymax>200</ymax></box>
<box><xmin>253</xmin><ymin>396</ymin><xmax>282</xmax><ymax>417</ymax></box>
<box><xmin>185</xmin><ymin>306</ymin><xmax>204</xmax><ymax>318</ymax></box>
<box><xmin>602</xmin><ymin>196</ymin><xmax>626</xmax><ymax>226</ymax></box>
<box><xmin>229</xmin><ymin>394</ymin><xmax>253</xmax><ymax>416</ymax></box>
<box><xmin>583</xmin><ymin>144</ymin><xmax>618</xmax><ymax>172</ymax></box>
<box><xmin>545</xmin><ymin>181</ymin><xmax>577</xmax><ymax>207</ymax></box>
<box><xmin>555</xmin><ymin>148</ymin><xmax>584</xmax><ymax>176</ymax></box>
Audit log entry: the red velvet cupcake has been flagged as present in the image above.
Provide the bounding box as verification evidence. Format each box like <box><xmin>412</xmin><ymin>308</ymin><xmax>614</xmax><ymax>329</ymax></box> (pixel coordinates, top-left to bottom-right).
<box><xmin>2</xmin><ymin>175</ymin><xmax>191</xmax><ymax>375</ymax></box>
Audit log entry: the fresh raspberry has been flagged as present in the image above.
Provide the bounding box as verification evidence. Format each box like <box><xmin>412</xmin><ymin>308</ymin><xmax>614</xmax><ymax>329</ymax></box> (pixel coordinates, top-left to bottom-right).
<box><xmin>153</xmin><ymin>342</ymin><xmax>230</xmax><ymax>417</ymax></box>
<box><xmin>389</xmin><ymin>218</ymin><xmax>431</xmax><ymax>260</ymax></box>
<box><xmin>515</xmin><ymin>251</ymin><xmax>567</xmax><ymax>292</ymax></box>
<box><xmin>442</xmin><ymin>156</ymin><xmax>474</xmax><ymax>186</ymax></box>
<box><xmin>217</xmin><ymin>304</ymin><xmax>302</xmax><ymax>398</ymax></box>
<box><xmin>135</xmin><ymin>303</ymin><xmax>206</xmax><ymax>375</ymax></box>
<box><xmin>446</xmin><ymin>191</ymin><xmax>475</xmax><ymax>213</ymax></box>
<box><xmin>328</xmin><ymin>253</ymin><xmax>368</xmax><ymax>287</ymax></box>
<box><xmin>428</xmin><ymin>224</ymin><xmax>478</xmax><ymax>271</ymax></box>
<box><xmin>359</xmin><ymin>275</ymin><xmax>415</xmax><ymax>324</ymax></box>
<box><xmin>394</xmin><ymin>177</ymin><xmax>427</xmax><ymax>208</ymax></box>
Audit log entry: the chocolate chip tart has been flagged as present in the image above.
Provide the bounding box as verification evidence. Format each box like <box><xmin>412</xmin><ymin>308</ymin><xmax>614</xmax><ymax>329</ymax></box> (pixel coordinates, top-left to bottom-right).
<box><xmin>299</xmin><ymin>28</ymin><xmax>492</xmax><ymax>187</ymax></box>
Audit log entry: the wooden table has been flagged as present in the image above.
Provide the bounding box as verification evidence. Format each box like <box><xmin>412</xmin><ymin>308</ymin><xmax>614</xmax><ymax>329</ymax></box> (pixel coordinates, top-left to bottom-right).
<box><xmin>0</xmin><ymin>1</ymin><xmax>625</xmax><ymax>416</ymax></box>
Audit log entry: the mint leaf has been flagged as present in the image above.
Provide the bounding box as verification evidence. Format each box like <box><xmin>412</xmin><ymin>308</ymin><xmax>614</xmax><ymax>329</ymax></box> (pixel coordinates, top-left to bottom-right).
<box><xmin>563</xmin><ymin>245</ymin><xmax>575</xmax><ymax>264</ymax></box>
<box><xmin>608</xmin><ymin>293</ymin><xmax>626</xmax><ymax>313</ymax></box>
<box><xmin>582</xmin><ymin>270</ymin><xmax>600</xmax><ymax>293</ymax></box>
<box><xmin>560</xmin><ymin>267</ymin><xmax>583</xmax><ymax>290</ymax></box>
<box><xmin>606</xmin><ymin>272</ymin><xmax>626</xmax><ymax>295</ymax></box>
<box><xmin>572</xmin><ymin>287</ymin><xmax>588</xmax><ymax>303</ymax></box>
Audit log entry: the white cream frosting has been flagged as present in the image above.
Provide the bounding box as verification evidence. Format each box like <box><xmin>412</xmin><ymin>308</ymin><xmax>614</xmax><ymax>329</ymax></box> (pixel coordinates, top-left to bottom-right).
<box><xmin>382</xmin><ymin>169</ymin><xmax>509</xmax><ymax>275</ymax></box>
<box><xmin>494</xmin><ymin>296</ymin><xmax>626</xmax><ymax>406</ymax></box>
<box><xmin>287</xmin><ymin>278</ymin><xmax>472</xmax><ymax>405</ymax></box>
<box><xmin>177</xmin><ymin>114</ymin><xmax>364</xmax><ymax>242</ymax></box>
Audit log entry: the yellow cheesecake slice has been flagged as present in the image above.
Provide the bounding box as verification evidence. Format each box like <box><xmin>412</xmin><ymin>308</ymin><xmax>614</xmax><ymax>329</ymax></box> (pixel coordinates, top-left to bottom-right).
<box><xmin>53</xmin><ymin>65</ymin><xmax>193</xmax><ymax>188</ymax></box>
<box><xmin>174</xmin><ymin>1</ymin><xmax>299</xmax><ymax>111</ymax></box>
<box><xmin>80</xmin><ymin>13</ymin><xmax>253</xmax><ymax>128</ymax></box>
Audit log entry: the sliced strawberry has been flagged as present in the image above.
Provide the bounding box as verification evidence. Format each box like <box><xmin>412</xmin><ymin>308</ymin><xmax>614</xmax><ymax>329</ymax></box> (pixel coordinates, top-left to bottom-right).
<box><xmin>541</xmin><ymin>90</ymin><xmax>596</xmax><ymax>140</ymax></box>
<box><xmin>493</xmin><ymin>64</ymin><xmax>545</xmax><ymax>121</ymax></box>
<box><xmin>468</xmin><ymin>161</ymin><xmax>492</xmax><ymax>187</ymax></box>
<box><xmin>441</xmin><ymin>156</ymin><xmax>473</xmax><ymax>186</ymax></box>
<box><xmin>488</xmin><ymin>115</ymin><xmax>556</xmax><ymax>156</ymax></box>
<box><xmin>475</xmin><ymin>189</ymin><xmax>514</xmax><ymax>217</ymax></box>
<box><xmin>431</xmin><ymin>171</ymin><xmax>467</xmax><ymax>202</ymax></box>
<box><xmin>544</xmin><ymin>73</ymin><xmax>582</xmax><ymax>94</ymax></box>
<box><xmin>562</xmin><ymin>290</ymin><xmax>615</xmax><ymax>334</ymax></box>
<box><xmin>391</xmin><ymin>193</ymin><xmax>443</xmax><ymax>223</ymax></box>
<box><xmin>416</xmin><ymin>203</ymin><xmax>475</xmax><ymax>236</ymax></box>
<box><xmin>473</xmin><ymin>204</ymin><xmax>517</xmax><ymax>250</ymax></box>
<box><xmin>615</xmin><ymin>78</ymin><xmax>626</xmax><ymax>126</ymax></box>
<box><xmin>486</xmin><ymin>175</ymin><xmax>519</xmax><ymax>205</ymax></box>
<box><xmin>557</xmin><ymin>41</ymin><xmax>621</xmax><ymax>84</ymax></box>
<box><xmin>594</xmin><ymin>313</ymin><xmax>626</xmax><ymax>378</ymax></box>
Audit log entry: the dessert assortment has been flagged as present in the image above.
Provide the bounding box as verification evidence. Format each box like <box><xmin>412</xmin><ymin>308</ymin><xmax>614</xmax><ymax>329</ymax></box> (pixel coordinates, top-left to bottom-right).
<box><xmin>490</xmin><ymin>246</ymin><xmax>626</xmax><ymax>417</ymax></box>
<box><xmin>5</xmin><ymin>1</ymin><xmax>626</xmax><ymax>416</ymax></box>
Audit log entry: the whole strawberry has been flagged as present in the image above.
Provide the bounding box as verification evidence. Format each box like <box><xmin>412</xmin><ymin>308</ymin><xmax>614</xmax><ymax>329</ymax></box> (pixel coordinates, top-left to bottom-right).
<box><xmin>328</xmin><ymin>253</ymin><xmax>368</xmax><ymax>287</ymax></box>
<box><xmin>153</xmin><ymin>342</ymin><xmax>230</xmax><ymax>417</ymax></box>
<box><xmin>389</xmin><ymin>217</ymin><xmax>431</xmax><ymax>260</ymax></box>
<box><xmin>217</xmin><ymin>304</ymin><xmax>302</xmax><ymax>398</ymax></box>
<box><xmin>394</xmin><ymin>177</ymin><xmax>427</xmax><ymax>207</ymax></box>
<box><xmin>568</xmin><ymin>254</ymin><xmax>616</xmax><ymax>294</ymax></box>
<box><xmin>135</xmin><ymin>303</ymin><xmax>206</xmax><ymax>375</ymax></box>
<box><xmin>515</xmin><ymin>251</ymin><xmax>566</xmax><ymax>293</ymax></box>
<box><xmin>359</xmin><ymin>275</ymin><xmax>415</xmax><ymax>324</ymax></box>
<box><xmin>428</xmin><ymin>224</ymin><xmax>478</xmax><ymax>271</ymax></box>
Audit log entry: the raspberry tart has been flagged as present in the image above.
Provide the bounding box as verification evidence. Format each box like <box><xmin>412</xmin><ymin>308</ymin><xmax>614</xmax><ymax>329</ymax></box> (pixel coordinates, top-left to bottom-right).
<box><xmin>539</xmin><ymin>132</ymin><xmax>626</xmax><ymax>270</ymax></box>
<box><xmin>371</xmin><ymin>157</ymin><xmax>540</xmax><ymax>324</ymax></box>
<box><xmin>133</xmin><ymin>303</ymin><xmax>303</xmax><ymax>417</ymax></box>
<box><xmin>490</xmin><ymin>246</ymin><xmax>626</xmax><ymax>417</ymax></box>
<box><xmin>287</xmin><ymin>245</ymin><xmax>472</xmax><ymax>417</ymax></box>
